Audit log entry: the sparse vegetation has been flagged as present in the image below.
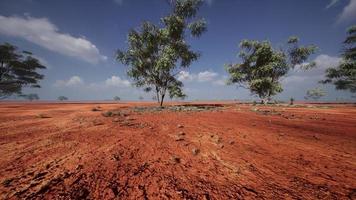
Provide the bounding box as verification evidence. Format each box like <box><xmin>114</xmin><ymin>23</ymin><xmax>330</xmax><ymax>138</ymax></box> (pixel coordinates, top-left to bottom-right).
<box><xmin>0</xmin><ymin>43</ymin><xmax>46</xmax><ymax>99</ymax></box>
<box><xmin>226</xmin><ymin>37</ymin><xmax>317</xmax><ymax>104</ymax></box>
<box><xmin>322</xmin><ymin>25</ymin><xmax>356</xmax><ymax>93</ymax></box>
<box><xmin>91</xmin><ymin>107</ymin><xmax>101</xmax><ymax>112</ymax></box>
<box><xmin>57</xmin><ymin>96</ymin><xmax>68</xmax><ymax>101</ymax></box>
<box><xmin>21</xmin><ymin>93</ymin><xmax>40</xmax><ymax>101</ymax></box>
<box><xmin>113</xmin><ymin>96</ymin><xmax>121</xmax><ymax>101</ymax></box>
<box><xmin>117</xmin><ymin>0</ymin><xmax>206</xmax><ymax>107</ymax></box>
<box><xmin>305</xmin><ymin>87</ymin><xmax>326</xmax><ymax>101</ymax></box>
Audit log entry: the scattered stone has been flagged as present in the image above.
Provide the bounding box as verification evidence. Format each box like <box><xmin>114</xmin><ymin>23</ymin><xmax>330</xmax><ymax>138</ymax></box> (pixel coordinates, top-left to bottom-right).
<box><xmin>91</xmin><ymin>107</ymin><xmax>101</xmax><ymax>112</ymax></box>
<box><xmin>171</xmin><ymin>155</ymin><xmax>181</xmax><ymax>164</ymax></box>
<box><xmin>75</xmin><ymin>165</ymin><xmax>83</xmax><ymax>170</ymax></box>
<box><xmin>175</xmin><ymin>135</ymin><xmax>184</xmax><ymax>141</ymax></box>
<box><xmin>37</xmin><ymin>114</ymin><xmax>51</xmax><ymax>118</ymax></box>
<box><xmin>218</xmin><ymin>144</ymin><xmax>224</xmax><ymax>149</ymax></box>
<box><xmin>192</xmin><ymin>148</ymin><xmax>200</xmax><ymax>155</ymax></box>
<box><xmin>177</xmin><ymin>124</ymin><xmax>184</xmax><ymax>128</ymax></box>
<box><xmin>178</xmin><ymin>131</ymin><xmax>185</xmax><ymax>136</ymax></box>
<box><xmin>112</xmin><ymin>118</ymin><xmax>120</xmax><ymax>122</ymax></box>
<box><xmin>229</xmin><ymin>141</ymin><xmax>235</xmax><ymax>145</ymax></box>
<box><xmin>93</xmin><ymin>121</ymin><xmax>104</xmax><ymax>126</ymax></box>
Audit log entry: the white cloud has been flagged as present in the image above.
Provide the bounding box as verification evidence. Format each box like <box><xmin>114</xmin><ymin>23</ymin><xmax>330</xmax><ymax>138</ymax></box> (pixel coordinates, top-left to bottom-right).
<box><xmin>54</xmin><ymin>76</ymin><xmax>84</xmax><ymax>87</ymax></box>
<box><xmin>326</xmin><ymin>0</ymin><xmax>340</xmax><ymax>9</ymax></box>
<box><xmin>213</xmin><ymin>78</ymin><xmax>226</xmax><ymax>86</ymax></box>
<box><xmin>282</xmin><ymin>54</ymin><xmax>341</xmax><ymax>84</ymax></box>
<box><xmin>197</xmin><ymin>71</ymin><xmax>218</xmax><ymax>82</ymax></box>
<box><xmin>105</xmin><ymin>76</ymin><xmax>131</xmax><ymax>87</ymax></box>
<box><xmin>0</xmin><ymin>15</ymin><xmax>106</xmax><ymax>64</ymax></box>
<box><xmin>177</xmin><ymin>70</ymin><xmax>222</xmax><ymax>84</ymax></box>
<box><xmin>337</xmin><ymin>0</ymin><xmax>356</xmax><ymax>23</ymax></box>
<box><xmin>177</xmin><ymin>71</ymin><xmax>194</xmax><ymax>82</ymax></box>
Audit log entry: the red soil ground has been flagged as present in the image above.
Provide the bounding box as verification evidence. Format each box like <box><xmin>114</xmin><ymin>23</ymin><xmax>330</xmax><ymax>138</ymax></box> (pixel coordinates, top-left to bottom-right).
<box><xmin>0</xmin><ymin>102</ymin><xmax>355</xmax><ymax>199</ymax></box>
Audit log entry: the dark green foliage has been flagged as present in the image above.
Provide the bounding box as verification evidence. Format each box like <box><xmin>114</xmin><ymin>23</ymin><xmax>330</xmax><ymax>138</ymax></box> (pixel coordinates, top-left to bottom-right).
<box><xmin>0</xmin><ymin>43</ymin><xmax>46</xmax><ymax>99</ymax></box>
<box><xmin>322</xmin><ymin>25</ymin><xmax>356</xmax><ymax>93</ymax></box>
<box><xmin>226</xmin><ymin>37</ymin><xmax>317</xmax><ymax>103</ymax></box>
<box><xmin>21</xmin><ymin>93</ymin><xmax>39</xmax><ymax>101</ymax></box>
<box><xmin>58</xmin><ymin>96</ymin><xmax>68</xmax><ymax>101</ymax></box>
<box><xmin>117</xmin><ymin>0</ymin><xmax>206</xmax><ymax>106</ymax></box>
<box><xmin>113</xmin><ymin>96</ymin><xmax>121</xmax><ymax>101</ymax></box>
<box><xmin>290</xmin><ymin>97</ymin><xmax>294</xmax><ymax>105</ymax></box>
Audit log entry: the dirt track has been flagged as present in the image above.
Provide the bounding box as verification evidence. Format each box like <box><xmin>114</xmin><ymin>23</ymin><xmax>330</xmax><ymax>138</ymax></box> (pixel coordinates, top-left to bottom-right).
<box><xmin>0</xmin><ymin>102</ymin><xmax>355</xmax><ymax>199</ymax></box>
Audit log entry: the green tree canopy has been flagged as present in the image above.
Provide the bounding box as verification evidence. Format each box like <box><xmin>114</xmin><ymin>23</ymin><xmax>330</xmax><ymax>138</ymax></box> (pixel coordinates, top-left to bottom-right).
<box><xmin>113</xmin><ymin>96</ymin><xmax>121</xmax><ymax>101</ymax></box>
<box><xmin>304</xmin><ymin>87</ymin><xmax>326</xmax><ymax>101</ymax></box>
<box><xmin>117</xmin><ymin>0</ymin><xmax>206</xmax><ymax>106</ymax></box>
<box><xmin>58</xmin><ymin>96</ymin><xmax>68</xmax><ymax>101</ymax></box>
<box><xmin>226</xmin><ymin>37</ymin><xmax>317</xmax><ymax>103</ymax></box>
<box><xmin>0</xmin><ymin>43</ymin><xmax>46</xmax><ymax>99</ymax></box>
<box><xmin>322</xmin><ymin>25</ymin><xmax>356</xmax><ymax>93</ymax></box>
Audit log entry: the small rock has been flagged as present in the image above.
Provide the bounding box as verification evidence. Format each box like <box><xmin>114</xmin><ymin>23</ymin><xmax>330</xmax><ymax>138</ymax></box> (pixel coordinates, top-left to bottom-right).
<box><xmin>229</xmin><ymin>141</ymin><xmax>235</xmax><ymax>145</ymax></box>
<box><xmin>192</xmin><ymin>148</ymin><xmax>200</xmax><ymax>155</ymax></box>
<box><xmin>219</xmin><ymin>144</ymin><xmax>224</xmax><ymax>149</ymax></box>
<box><xmin>177</xmin><ymin>124</ymin><xmax>184</xmax><ymax>128</ymax></box>
<box><xmin>93</xmin><ymin>121</ymin><xmax>104</xmax><ymax>126</ymax></box>
<box><xmin>178</xmin><ymin>131</ymin><xmax>185</xmax><ymax>136</ymax></box>
<box><xmin>171</xmin><ymin>156</ymin><xmax>181</xmax><ymax>164</ymax></box>
<box><xmin>175</xmin><ymin>135</ymin><xmax>184</xmax><ymax>141</ymax></box>
<box><xmin>112</xmin><ymin>118</ymin><xmax>120</xmax><ymax>122</ymax></box>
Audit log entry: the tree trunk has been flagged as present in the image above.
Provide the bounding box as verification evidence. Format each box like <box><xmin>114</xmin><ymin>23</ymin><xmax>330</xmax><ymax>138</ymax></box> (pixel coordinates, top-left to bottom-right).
<box><xmin>155</xmin><ymin>87</ymin><xmax>160</xmax><ymax>104</ymax></box>
<box><xmin>261</xmin><ymin>98</ymin><xmax>268</xmax><ymax>105</ymax></box>
<box><xmin>160</xmin><ymin>94</ymin><xmax>165</xmax><ymax>107</ymax></box>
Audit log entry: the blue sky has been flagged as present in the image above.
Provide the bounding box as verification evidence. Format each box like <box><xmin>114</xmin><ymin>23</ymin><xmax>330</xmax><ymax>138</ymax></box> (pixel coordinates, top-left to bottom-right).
<box><xmin>0</xmin><ymin>0</ymin><xmax>355</xmax><ymax>101</ymax></box>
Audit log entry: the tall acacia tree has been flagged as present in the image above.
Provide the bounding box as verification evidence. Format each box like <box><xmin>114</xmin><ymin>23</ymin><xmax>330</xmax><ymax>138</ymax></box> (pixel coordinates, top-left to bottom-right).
<box><xmin>226</xmin><ymin>37</ymin><xmax>317</xmax><ymax>104</ymax></box>
<box><xmin>0</xmin><ymin>43</ymin><xmax>46</xmax><ymax>99</ymax></box>
<box><xmin>322</xmin><ymin>25</ymin><xmax>356</xmax><ymax>93</ymax></box>
<box><xmin>117</xmin><ymin>0</ymin><xmax>207</xmax><ymax>106</ymax></box>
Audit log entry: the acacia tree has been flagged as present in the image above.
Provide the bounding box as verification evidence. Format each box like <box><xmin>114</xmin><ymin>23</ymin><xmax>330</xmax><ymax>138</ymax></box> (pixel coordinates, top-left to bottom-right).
<box><xmin>117</xmin><ymin>0</ymin><xmax>206</xmax><ymax>106</ymax></box>
<box><xmin>304</xmin><ymin>87</ymin><xmax>326</xmax><ymax>101</ymax></box>
<box><xmin>226</xmin><ymin>37</ymin><xmax>317</xmax><ymax>104</ymax></box>
<box><xmin>322</xmin><ymin>25</ymin><xmax>356</xmax><ymax>93</ymax></box>
<box><xmin>0</xmin><ymin>43</ymin><xmax>46</xmax><ymax>99</ymax></box>
<box><xmin>58</xmin><ymin>96</ymin><xmax>68</xmax><ymax>101</ymax></box>
<box><xmin>113</xmin><ymin>96</ymin><xmax>121</xmax><ymax>101</ymax></box>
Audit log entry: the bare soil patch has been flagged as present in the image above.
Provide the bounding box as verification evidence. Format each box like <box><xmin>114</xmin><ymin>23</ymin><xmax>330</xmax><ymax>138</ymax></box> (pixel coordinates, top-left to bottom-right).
<box><xmin>0</xmin><ymin>102</ymin><xmax>355</xmax><ymax>199</ymax></box>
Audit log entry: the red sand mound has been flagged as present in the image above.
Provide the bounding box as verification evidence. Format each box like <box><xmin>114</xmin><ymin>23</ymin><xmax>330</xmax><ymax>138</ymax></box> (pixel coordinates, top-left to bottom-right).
<box><xmin>0</xmin><ymin>102</ymin><xmax>355</xmax><ymax>199</ymax></box>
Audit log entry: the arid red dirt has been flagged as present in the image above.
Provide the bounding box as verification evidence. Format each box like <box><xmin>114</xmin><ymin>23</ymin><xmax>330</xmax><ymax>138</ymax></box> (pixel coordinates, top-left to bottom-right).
<box><xmin>0</xmin><ymin>102</ymin><xmax>355</xmax><ymax>199</ymax></box>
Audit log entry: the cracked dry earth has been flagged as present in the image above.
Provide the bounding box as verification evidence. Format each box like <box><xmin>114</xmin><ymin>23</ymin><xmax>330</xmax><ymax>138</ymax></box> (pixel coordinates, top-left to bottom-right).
<box><xmin>0</xmin><ymin>102</ymin><xmax>355</xmax><ymax>199</ymax></box>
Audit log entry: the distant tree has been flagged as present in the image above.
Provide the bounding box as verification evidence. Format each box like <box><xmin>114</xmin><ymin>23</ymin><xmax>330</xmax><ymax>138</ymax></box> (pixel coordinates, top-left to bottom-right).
<box><xmin>0</xmin><ymin>43</ymin><xmax>46</xmax><ymax>99</ymax></box>
<box><xmin>139</xmin><ymin>96</ymin><xmax>144</xmax><ymax>101</ymax></box>
<box><xmin>321</xmin><ymin>25</ymin><xmax>356</xmax><ymax>93</ymax></box>
<box><xmin>290</xmin><ymin>97</ymin><xmax>295</xmax><ymax>105</ymax></box>
<box><xmin>21</xmin><ymin>93</ymin><xmax>39</xmax><ymax>101</ymax></box>
<box><xmin>58</xmin><ymin>96</ymin><xmax>68</xmax><ymax>101</ymax></box>
<box><xmin>226</xmin><ymin>37</ymin><xmax>317</xmax><ymax>104</ymax></box>
<box><xmin>304</xmin><ymin>87</ymin><xmax>326</xmax><ymax>101</ymax></box>
<box><xmin>113</xmin><ymin>96</ymin><xmax>121</xmax><ymax>101</ymax></box>
<box><xmin>117</xmin><ymin>0</ymin><xmax>206</xmax><ymax>107</ymax></box>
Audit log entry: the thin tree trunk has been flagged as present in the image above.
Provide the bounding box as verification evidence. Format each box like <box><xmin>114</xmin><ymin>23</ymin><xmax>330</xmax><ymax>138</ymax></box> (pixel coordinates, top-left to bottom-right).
<box><xmin>160</xmin><ymin>94</ymin><xmax>165</xmax><ymax>107</ymax></box>
<box><xmin>155</xmin><ymin>86</ymin><xmax>160</xmax><ymax>104</ymax></box>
